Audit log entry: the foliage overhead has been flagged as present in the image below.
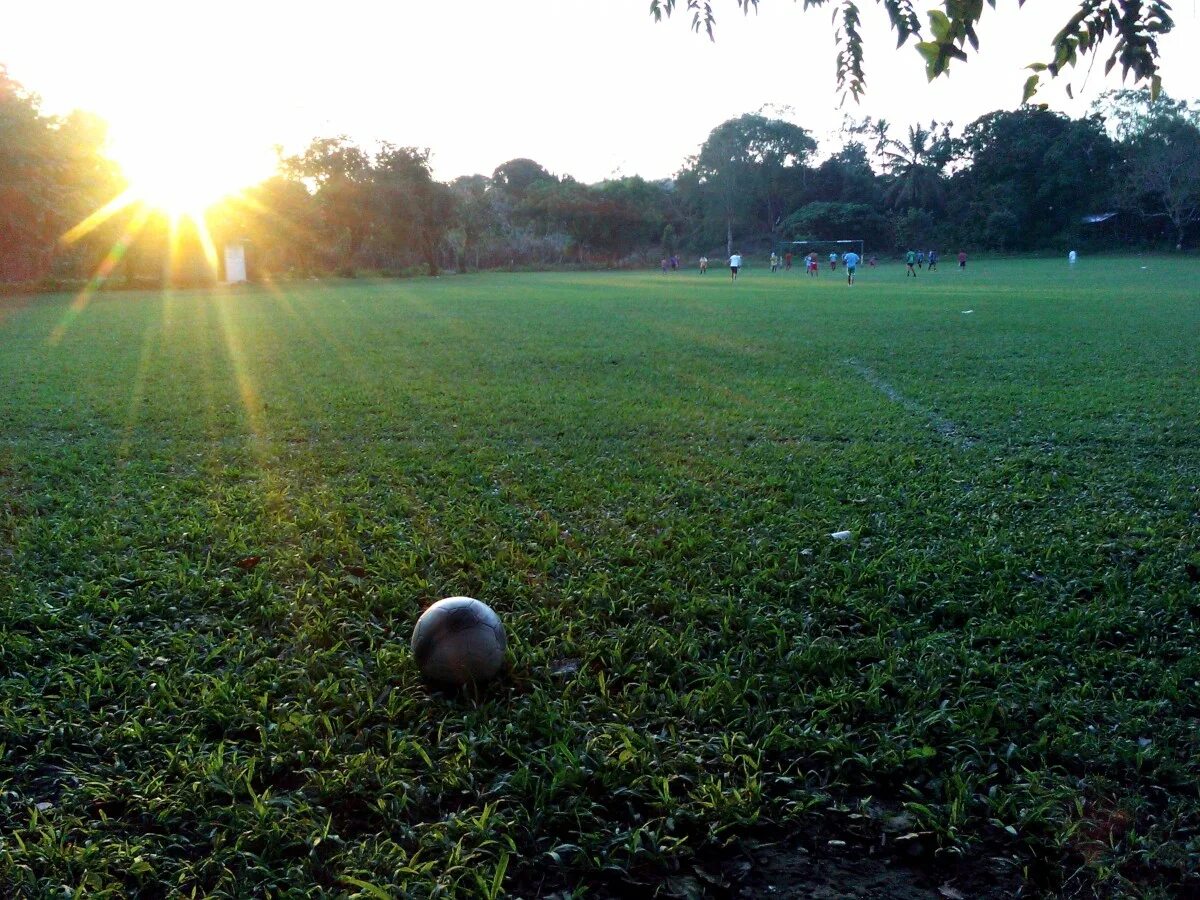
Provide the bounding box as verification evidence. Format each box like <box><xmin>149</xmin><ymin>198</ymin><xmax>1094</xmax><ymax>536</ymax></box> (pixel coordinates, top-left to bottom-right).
<box><xmin>648</xmin><ymin>0</ymin><xmax>1174</xmax><ymax>103</ymax></box>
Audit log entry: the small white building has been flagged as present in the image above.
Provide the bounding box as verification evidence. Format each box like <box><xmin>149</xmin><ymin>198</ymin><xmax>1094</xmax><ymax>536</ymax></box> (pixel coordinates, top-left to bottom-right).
<box><xmin>223</xmin><ymin>241</ymin><xmax>248</xmax><ymax>283</ymax></box>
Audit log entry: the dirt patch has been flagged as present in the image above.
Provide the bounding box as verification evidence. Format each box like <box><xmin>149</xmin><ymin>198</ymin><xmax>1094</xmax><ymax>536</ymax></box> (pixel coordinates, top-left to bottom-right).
<box><xmin>723</xmin><ymin>841</ymin><xmax>1023</xmax><ymax>898</ymax></box>
<box><xmin>556</xmin><ymin>830</ymin><xmax>1030</xmax><ymax>899</ymax></box>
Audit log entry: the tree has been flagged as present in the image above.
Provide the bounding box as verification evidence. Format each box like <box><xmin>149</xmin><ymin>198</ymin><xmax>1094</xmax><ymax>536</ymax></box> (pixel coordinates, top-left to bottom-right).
<box><xmin>522</xmin><ymin>177</ymin><xmax>598</xmax><ymax>261</ymax></box>
<box><xmin>373</xmin><ymin>144</ymin><xmax>454</xmax><ymax>275</ymax></box>
<box><xmin>680</xmin><ymin>113</ymin><xmax>816</xmax><ymax>253</ymax></box>
<box><xmin>661</xmin><ymin>223</ymin><xmax>677</xmax><ymax>258</ymax></box>
<box><xmin>1108</xmin><ymin>93</ymin><xmax>1200</xmax><ymax>249</ymax></box>
<box><xmin>0</xmin><ymin>67</ymin><xmax>122</xmax><ymax>281</ymax></box>
<box><xmin>281</xmin><ymin>136</ymin><xmax>369</xmax><ymax>189</ymax></box>
<box><xmin>649</xmin><ymin>0</ymin><xmax>1174</xmax><ymax>103</ymax></box>
<box><xmin>211</xmin><ymin>176</ymin><xmax>318</xmax><ymax>276</ymax></box>
<box><xmin>950</xmin><ymin>108</ymin><xmax>1119</xmax><ymax>249</ymax></box>
<box><xmin>780</xmin><ymin>201</ymin><xmax>892</xmax><ymax>251</ymax></box>
<box><xmin>282</xmin><ymin>137</ymin><xmax>373</xmax><ymax>267</ymax></box>
<box><xmin>806</xmin><ymin>142</ymin><xmax>882</xmax><ymax>207</ymax></box>
<box><xmin>594</xmin><ymin>176</ymin><xmax>671</xmax><ymax>254</ymax></box>
<box><xmin>877</xmin><ymin>123</ymin><xmax>951</xmax><ymax>211</ymax></box>
<box><xmin>491</xmin><ymin>158</ymin><xmax>555</xmax><ymax>203</ymax></box>
<box><xmin>449</xmin><ymin>174</ymin><xmax>497</xmax><ymax>270</ymax></box>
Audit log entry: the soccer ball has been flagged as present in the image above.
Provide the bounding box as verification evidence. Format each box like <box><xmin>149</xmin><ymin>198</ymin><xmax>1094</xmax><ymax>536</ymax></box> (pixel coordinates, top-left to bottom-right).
<box><xmin>411</xmin><ymin>597</ymin><xmax>507</xmax><ymax>688</ymax></box>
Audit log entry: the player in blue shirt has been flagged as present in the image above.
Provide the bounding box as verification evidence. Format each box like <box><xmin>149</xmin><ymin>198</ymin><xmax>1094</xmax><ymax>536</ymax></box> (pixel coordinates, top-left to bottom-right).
<box><xmin>843</xmin><ymin>251</ymin><xmax>860</xmax><ymax>285</ymax></box>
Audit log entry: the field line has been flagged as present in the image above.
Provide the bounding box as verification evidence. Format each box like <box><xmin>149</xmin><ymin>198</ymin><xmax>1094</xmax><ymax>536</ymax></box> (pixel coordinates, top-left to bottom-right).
<box><xmin>844</xmin><ymin>358</ymin><xmax>975</xmax><ymax>449</ymax></box>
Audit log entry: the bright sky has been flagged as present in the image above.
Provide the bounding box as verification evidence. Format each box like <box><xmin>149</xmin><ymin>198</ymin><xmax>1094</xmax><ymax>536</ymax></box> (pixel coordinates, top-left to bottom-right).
<box><xmin>4</xmin><ymin>0</ymin><xmax>1199</xmax><ymax>190</ymax></box>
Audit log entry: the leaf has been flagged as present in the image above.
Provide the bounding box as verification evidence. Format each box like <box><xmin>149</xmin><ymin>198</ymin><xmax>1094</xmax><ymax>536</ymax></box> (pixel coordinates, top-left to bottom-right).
<box><xmin>915</xmin><ymin>41</ymin><xmax>941</xmax><ymax>73</ymax></box>
<box><xmin>234</xmin><ymin>555</ymin><xmax>263</xmax><ymax>570</ymax></box>
<box><xmin>928</xmin><ymin>9</ymin><xmax>952</xmax><ymax>40</ymax></box>
<box><xmin>341</xmin><ymin>877</ymin><xmax>394</xmax><ymax>900</ymax></box>
<box><xmin>1021</xmin><ymin>73</ymin><xmax>1041</xmax><ymax>104</ymax></box>
<box><xmin>488</xmin><ymin>852</ymin><xmax>509</xmax><ymax>900</ymax></box>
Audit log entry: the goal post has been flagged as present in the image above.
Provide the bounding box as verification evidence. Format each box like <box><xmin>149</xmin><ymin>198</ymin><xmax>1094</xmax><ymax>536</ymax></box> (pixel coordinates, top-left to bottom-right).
<box><xmin>778</xmin><ymin>238</ymin><xmax>865</xmax><ymax>260</ymax></box>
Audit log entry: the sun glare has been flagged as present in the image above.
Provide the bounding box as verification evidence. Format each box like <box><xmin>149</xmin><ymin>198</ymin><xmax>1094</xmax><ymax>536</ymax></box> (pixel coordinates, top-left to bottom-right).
<box><xmin>110</xmin><ymin>128</ymin><xmax>276</xmax><ymax>218</ymax></box>
<box><xmin>59</xmin><ymin>118</ymin><xmax>278</xmax><ymax>291</ymax></box>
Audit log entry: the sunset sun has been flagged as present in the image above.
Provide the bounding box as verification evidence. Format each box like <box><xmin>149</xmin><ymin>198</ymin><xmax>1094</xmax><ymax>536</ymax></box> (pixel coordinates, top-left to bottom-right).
<box><xmin>111</xmin><ymin>128</ymin><xmax>276</xmax><ymax>218</ymax></box>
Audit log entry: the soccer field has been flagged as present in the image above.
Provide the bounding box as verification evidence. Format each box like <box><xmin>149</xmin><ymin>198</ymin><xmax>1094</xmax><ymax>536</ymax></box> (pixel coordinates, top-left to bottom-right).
<box><xmin>1</xmin><ymin>259</ymin><xmax>1198</xmax><ymax>896</ymax></box>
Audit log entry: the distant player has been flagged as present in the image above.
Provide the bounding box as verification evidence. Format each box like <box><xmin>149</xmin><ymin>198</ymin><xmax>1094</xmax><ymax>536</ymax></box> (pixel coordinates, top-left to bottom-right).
<box><xmin>843</xmin><ymin>250</ymin><xmax>860</xmax><ymax>285</ymax></box>
<box><xmin>807</xmin><ymin>253</ymin><xmax>819</xmax><ymax>277</ymax></box>
<box><xmin>957</xmin><ymin>249</ymin><xmax>967</xmax><ymax>271</ymax></box>
<box><xmin>661</xmin><ymin>258</ymin><xmax>669</xmax><ymax>274</ymax></box>
<box><xmin>868</xmin><ymin>256</ymin><xmax>878</xmax><ymax>268</ymax></box>
<box><xmin>905</xmin><ymin>249</ymin><xmax>917</xmax><ymax>277</ymax></box>
<box><xmin>784</xmin><ymin>251</ymin><xmax>793</xmax><ymax>271</ymax></box>
<box><xmin>699</xmin><ymin>255</ymin><xmax>708</xmax><ymax>274</ymax></box>
<box><xmin>917</xmin><ymin>250</ymin><xmax>926</xmax><ymax>269</ymax></box>
<box><xmin>729</xmin><ymin>252</ymin><xmax>742</xmax><ymax>281</ymax></box>
<box><xmin>770</xmin><ymin>252</ymin><xmax>779</xmax><ymax>273</ymax></box>
<box><xmin>928</xmin><ymin>250</ymin><xmax>938</xmax><ymax>271</ymax></box>
<box><xmin>829</xmin><ymin>252</ymin><xmax>839</xmax><ymax>271</ymax></box>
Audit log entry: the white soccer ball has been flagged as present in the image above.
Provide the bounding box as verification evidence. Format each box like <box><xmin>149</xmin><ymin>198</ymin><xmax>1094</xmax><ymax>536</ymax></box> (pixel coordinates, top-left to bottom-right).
<box><xmin>411</xmin><ymin>597</ymin><xmax>507</xmax><ymax>688</ymax></box>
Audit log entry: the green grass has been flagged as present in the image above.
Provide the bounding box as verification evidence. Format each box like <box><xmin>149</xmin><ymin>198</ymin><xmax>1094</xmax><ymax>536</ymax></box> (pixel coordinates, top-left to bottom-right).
<box><xmin>1</xmin><ymin>259</ymin><xmax>1198</xmax><ymax>896</ymax></box>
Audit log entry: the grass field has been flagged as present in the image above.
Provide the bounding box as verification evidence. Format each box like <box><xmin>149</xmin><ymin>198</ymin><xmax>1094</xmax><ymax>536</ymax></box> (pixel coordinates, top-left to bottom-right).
<box><xmin>1</xmin><ymin>259</ymin><xmax>1198</xmax><ymax>897</ymax></box>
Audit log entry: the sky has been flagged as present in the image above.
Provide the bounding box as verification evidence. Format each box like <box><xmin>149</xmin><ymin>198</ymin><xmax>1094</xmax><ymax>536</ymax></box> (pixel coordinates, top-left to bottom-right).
<box><xmin>3</xmin><ymin>0</ymin><xmax>1199</xmax><ymax>191</ymax></box>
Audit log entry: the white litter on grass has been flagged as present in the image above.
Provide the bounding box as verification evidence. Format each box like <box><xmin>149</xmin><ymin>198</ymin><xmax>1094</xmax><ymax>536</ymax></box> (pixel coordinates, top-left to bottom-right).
<box><xmin>962</xmin><ymin>309</ymin><xmax>974</xmax><ymax>314</ymax></box>
<box><xmin>829</xmin><ymin>530</ymin><xmax>853</xmax><ymax>540</ymax></box>
<box><xmin>1141</xmin><ymin>266</ymin><xmax>1148</xmax><ymax>270</ymax></box>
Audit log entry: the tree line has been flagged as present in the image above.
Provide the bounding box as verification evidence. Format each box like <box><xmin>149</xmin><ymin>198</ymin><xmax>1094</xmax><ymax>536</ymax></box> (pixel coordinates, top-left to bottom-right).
<box><xmin>2</xmin><ymin>64</ymin><xmax>1198</xmax><ymax>286</ymax></box>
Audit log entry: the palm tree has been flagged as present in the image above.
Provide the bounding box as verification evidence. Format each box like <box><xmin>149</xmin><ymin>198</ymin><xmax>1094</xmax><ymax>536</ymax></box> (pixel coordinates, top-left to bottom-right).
<box><xmin>880</xmin><ymin>124</ymin><xmax>947</xmax><ymax>210</ymax></box>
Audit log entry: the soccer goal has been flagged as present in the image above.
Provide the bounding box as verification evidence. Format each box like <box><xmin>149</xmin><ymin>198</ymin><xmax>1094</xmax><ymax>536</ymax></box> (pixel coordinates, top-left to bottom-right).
<box><xmin>778</xmin><ymin>238</ymin><xmax>865</xmax><ymax>260</ymax></box>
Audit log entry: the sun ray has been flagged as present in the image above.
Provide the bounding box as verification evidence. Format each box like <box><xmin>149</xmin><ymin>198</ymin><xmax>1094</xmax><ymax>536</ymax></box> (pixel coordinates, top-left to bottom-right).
<box><xmin>119</xmin><ymin>295</ymin><xmax>162</xmax><ymax>457</ymax></box>
<box><xmin>49</xmin><ymin>204</ymin><xmax>153</xmax><ymax>346</ymax></box>
<box><xmin>164</xmin><ymin>212</ymin><xmax>182</xmax><ymax>284</ymax></box>
<box><xmin>217</xmin><ymin>191</ymin><xmax>323</xmax><ymax>273</ymax></box>
<box><xmin>192</xmin><ymin>212</ymin><xmax>221</xmax><ymax>274</ymax></box>
<box><xmin>213</xmin><ymin>291</ymin><xmax>266</xmax><ymax>446</ymax></box>
<box><xmin>60</xmin><ymin>189</ymin><xmax>139</xmax><ymax>245</ymax></box>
